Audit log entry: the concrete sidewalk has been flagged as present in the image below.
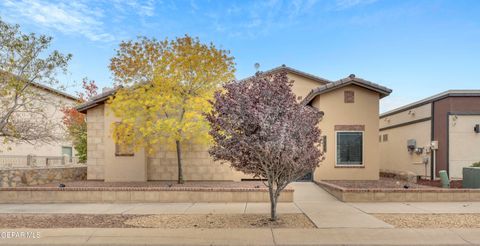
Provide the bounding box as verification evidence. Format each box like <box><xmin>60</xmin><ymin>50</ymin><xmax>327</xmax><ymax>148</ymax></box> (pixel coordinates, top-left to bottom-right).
<box><xmin>1</xmin><ymin>228</ymin><xmax>479</xmax><ymax>245</ymax></box>
<box><xmin>0</xmin><ymin>202</ymin><xmax>302</xmax><ymax>215</ymax></box>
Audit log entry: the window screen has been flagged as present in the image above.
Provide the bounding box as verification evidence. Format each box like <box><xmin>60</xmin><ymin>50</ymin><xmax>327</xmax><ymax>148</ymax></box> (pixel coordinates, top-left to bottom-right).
<box><xmin>336</xmin><ymin>132</ymin><xmax>363</xmax><ymax>165</ymax></box>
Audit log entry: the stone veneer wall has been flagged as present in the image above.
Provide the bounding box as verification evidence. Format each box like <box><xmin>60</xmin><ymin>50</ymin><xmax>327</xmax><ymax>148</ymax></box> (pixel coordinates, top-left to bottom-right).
<box><xmin>0</xmin><ymin>166</ymin><xmax>86</xmax><ymax>187</ymax></box>
<box><xmin>86</xmin><ymin>105</ymin><xmax>105</xmax><ymax>180</ymax></box>
<box><xmin>147</xmin><ymin>143</ymin><xmax>248</xmax><ymax>181</ymax></box>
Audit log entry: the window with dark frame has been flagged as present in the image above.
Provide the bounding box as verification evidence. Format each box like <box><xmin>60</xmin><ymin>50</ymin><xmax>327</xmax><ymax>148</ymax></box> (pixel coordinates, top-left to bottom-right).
<box><xmin>336</xmin><ymin>132</ymin><xmax>363</xmax><ymax>165</ymax></box>
<box><xmin>382</xmin><ymin>134</ymin><xmax>388</xmax><ymax>142</ymax></box>
<box><xmin>114</xmin><ymin>123</ymin><xmax>135</xmax><ymax>157</ymax></box>
<box><xmin>115</xmin><ymin>142</ymin><xmax>134</xmax><ymax>156</ymax></box>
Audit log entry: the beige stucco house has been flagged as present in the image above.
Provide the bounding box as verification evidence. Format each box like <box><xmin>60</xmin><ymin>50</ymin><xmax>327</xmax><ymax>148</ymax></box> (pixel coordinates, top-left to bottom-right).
<box><xmin>77</xmin><ymin>65</ymin><xmax>391</xmax><ymax>182</ymax></box>
<box><xmin>379</xmin><ymin>90</ymin><xmax>480</xmax><ymax>179</ymax></box>
<box><xmin>1</xmin><ymin>82</ymin><xmax>78</xmax><ymax>161</ymax></box>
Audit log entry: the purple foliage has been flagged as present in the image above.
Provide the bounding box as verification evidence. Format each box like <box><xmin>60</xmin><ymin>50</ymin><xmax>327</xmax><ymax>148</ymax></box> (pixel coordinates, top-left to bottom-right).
<box><xmin>206</xmin><ymin>71</ymin><xmax>323</xmax><ymax>220</ymax></box>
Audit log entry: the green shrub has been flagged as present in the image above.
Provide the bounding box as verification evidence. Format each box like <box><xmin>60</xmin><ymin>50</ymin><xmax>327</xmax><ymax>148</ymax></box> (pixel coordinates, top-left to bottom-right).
<box><xmin>471</xmin><ymin>162</ymin><xmax>480</xmax><ymax>167</ymax></box>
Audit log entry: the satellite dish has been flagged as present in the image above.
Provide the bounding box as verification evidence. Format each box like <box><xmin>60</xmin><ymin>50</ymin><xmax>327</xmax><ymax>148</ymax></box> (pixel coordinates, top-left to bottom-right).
<box><xmin>254</xmin><ymin>63</ymin><xmax>260</xmax><ymax>71</ymax></box>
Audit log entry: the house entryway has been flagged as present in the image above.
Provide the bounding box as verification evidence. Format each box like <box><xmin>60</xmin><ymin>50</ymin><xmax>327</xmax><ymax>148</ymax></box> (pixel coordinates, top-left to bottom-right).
<box><xmin>296</xmin><ymin>171</ymin><xmax>313</xmax><ymax>182</ymax></box>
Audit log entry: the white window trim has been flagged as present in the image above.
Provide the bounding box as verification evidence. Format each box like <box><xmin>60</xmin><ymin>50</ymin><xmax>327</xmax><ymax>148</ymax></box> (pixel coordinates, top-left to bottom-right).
<box><xmin>335</xmin><ymin>131</ymin><xmax>364</xmax><ymax>167</ymax></box>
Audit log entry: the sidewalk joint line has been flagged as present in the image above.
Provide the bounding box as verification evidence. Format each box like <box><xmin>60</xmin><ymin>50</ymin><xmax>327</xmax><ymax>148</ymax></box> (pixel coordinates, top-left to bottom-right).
<box><xmin>270</xmin><ymin>228</ymin><xmax>277</xmax><ymax>246</ymax></box>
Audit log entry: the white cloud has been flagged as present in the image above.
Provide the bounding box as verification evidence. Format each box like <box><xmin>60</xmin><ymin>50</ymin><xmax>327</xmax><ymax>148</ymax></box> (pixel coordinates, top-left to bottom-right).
<box><xmin>0</xmin><ymin>0</ymin><xmax>159</xmax><ymax>42</ymax></box>
<box><xmin>0</xmin><ymin>0</ymin><xmax>114</xmax><ymax>42</ymax></box>
<box><xmin>114</xmin><ymin>0</ymin><xmax>156</xmax><ymax>17</ymax></box>
<box><xmin>204</xmin><ymin>0</ymin><xmax>320</xmax><ymax>39</ymax></box>
<box><xmin>335</xmin><ymin>0</ymin><xmax>378</xmax><ymax>10</ymax></box>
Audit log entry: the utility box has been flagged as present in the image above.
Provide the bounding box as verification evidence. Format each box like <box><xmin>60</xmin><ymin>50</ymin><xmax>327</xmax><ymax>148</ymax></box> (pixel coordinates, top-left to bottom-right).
<box><xmin>431</xmin><ymin>141</ymin><xmax>439</xmax><ymax>150</ymax></box>
<box><xmin>407</xmin><ymin>139</ymin><xmax>416</xmax><ymax>152</ymax></box>
<box><xmin>463</xmin><ymin>167</ymin><xmax>480</xmax><ymax>188</ymax></box>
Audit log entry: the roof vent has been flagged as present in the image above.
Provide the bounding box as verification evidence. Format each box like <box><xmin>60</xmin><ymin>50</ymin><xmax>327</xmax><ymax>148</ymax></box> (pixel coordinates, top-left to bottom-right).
<box><xmin>349</xmin><ymin>74</ymin><xmax>355</xmax><ymax>78</ymax></box>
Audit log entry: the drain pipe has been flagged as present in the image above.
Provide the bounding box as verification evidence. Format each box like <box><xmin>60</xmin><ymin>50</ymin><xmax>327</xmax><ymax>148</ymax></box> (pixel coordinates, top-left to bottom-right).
<box><xmin>432</xmin><ymin>149</ymin><xmax>436</xmax><ymax>180</ymax></box>
<box><xmin>430</xmin><ymin>141</ymin><xmax>438</xmax><ymax>180</ymax></box>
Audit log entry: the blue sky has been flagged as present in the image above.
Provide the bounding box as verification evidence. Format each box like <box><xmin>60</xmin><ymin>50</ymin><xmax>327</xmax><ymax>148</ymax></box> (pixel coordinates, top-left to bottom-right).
<box><xmin>1</xmin><ymin>0</ymin><xmax>479</xmax><ymax>112</ymax></box>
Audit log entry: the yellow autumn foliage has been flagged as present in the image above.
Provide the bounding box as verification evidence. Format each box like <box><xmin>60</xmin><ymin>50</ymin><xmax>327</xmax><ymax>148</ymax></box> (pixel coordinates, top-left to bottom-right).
<box><xmin>109</xmin><ymin>35</ymin><xmax>235</xmax><ymax>156</ymax></box>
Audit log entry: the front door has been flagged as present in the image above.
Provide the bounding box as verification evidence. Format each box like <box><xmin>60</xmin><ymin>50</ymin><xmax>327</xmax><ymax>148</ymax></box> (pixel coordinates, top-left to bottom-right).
<box><xmin>297</xmin><ymin>172</ymin><xmax>313</xmax><ymax>182</ymax></box>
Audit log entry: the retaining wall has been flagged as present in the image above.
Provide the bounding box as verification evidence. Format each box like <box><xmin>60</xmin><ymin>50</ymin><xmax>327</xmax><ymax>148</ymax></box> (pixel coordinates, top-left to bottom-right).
<box><xmin>0</xmin><ymin>187</ymin><xmax>293</xmax><ymax>203</ymax></box>
<box><xmin>0</xmin><ymin>166</ymin><xmax>87</xmax><ymax>188</ymax></box>
<box><xmin>317</xmin><ymin>181</ymin><xmax>480</xmax><ymax>202</ymax></box>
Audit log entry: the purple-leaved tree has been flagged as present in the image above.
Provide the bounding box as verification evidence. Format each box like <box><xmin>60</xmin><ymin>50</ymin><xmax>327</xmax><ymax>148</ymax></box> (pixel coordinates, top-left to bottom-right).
<box><xmin>206</xmin><ymin>71</ymin><xmax>324</xmax><ymax>221</ymax></box>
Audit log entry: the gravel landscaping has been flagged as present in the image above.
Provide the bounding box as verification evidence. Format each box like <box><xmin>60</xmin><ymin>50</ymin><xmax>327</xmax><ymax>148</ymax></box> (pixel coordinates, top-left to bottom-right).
<box><xmin>325</xmin><ymin>177</ymin><xmax>438</xmax><ymax>189</ymax></box>
<box><xmin>374</xmin><ymin>214</ymin><xmax>480</xmax><ymax>228</ymax></box>
<box><xmin>124</xmin><ymin>214</ymin><xmax>315</xmax><ymax>228</ymax></box>
<box><xmin>0</xmin><ymin>213</ymin><xmax>315</xmax><ymax>229</ymax></box>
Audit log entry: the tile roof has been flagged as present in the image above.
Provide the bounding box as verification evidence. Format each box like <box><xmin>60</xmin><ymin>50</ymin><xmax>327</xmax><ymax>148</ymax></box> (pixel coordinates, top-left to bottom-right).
<box><xmin>239</xmin><ymin>64</ymin><xmax>331</xmax><ymax>85</ymax></box>
<box><xmin>29</xmin><ymin>82</ymin><xmax>79</xmax><ymax>101</ymax></box>
<box><xmin>76</xmin><ymin>87</ymin><xmax>121</xmax><ymax>113</ymax></box>
<box><xmin>302</xmin><ymin>74</ymin><xmax>392</xmax><ymax>105</ymax></box>
<box><xmin>1</xmin><ymin>71</ymin><xmax>78</xmax><ymax>101</ymax></box>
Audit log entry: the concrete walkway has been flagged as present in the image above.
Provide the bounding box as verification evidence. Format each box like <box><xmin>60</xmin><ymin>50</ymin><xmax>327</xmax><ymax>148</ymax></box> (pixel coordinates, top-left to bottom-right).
<box><xmin>1</xmin><ymin>228</ymin><xmax>480</xmax><ymax>245</ymax></box>
<box><xmin>291</xmin><ymin>182</ymin><xmax>393</xmax><ymax>228</ymax></box>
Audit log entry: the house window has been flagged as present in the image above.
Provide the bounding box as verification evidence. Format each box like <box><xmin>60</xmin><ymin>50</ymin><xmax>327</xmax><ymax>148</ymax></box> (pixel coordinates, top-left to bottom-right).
<box><xmin>382</xmin><ymin>134</ymin><xmax>388</xmax><ymax>142</ymax></box>
<box><xmin>344</xmin><ymin>91</ymin><xmax>355</xmax><ymax>103</ymax></box>
<box><xmin>115</xmin><ymin>142</ymin><xmax>134</xmax><ymax>156</ymax></box>
<box><xmin>379</xmin><ymin>135</ymin><xmax>382</xmax><ymax>142</ymax></box>
<box><xmin>336</xmin><ymin>132</ymin><xmax>363</xmax><ymax>165</ymax></box>
<box><xmin>62</xmin><ymin>146</ymin><xmax>73</xmax><ymax>158</ymax></box>
<box><xmin>114</xmin><ymin>122</ymin><xmax>135</xmax><ymax>157</ymax></box>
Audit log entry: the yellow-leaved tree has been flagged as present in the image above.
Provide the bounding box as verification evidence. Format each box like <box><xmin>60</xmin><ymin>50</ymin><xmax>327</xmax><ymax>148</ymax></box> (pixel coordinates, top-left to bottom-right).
<box><xmin>109</xmin><ymin>35</ymin><xmax>235</xmax><ymax>183</ymax></box>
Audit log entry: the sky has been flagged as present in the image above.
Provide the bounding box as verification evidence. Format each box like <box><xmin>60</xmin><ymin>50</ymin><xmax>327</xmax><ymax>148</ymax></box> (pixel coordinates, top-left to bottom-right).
<box><xmin>1</xmin><ymin>0</ymin><xmax>479</xmax><ymax>112</ymax></box>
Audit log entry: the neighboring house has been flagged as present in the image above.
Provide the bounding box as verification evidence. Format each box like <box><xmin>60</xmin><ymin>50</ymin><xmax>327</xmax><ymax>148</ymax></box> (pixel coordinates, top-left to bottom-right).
<box><xmin>379</xmin><ymin>90</ymin><xmax>480</xmax><ymax>179</ymax></box>
<box><xmin>0</xmin><ymin>82</ymin><xmax>78</xmax><ymax>160</ymax></box>
<box><xmin>77</xmin><ymin>65</ymin><xmax>391</xmax><ymax>182</ymax></box>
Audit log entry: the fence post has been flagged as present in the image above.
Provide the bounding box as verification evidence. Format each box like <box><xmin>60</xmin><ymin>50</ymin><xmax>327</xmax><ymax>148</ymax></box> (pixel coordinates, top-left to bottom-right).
<box><xmin>27</xmin><ymin>155</ymin><xmax>32</xmax><ymax>166</ymax></box>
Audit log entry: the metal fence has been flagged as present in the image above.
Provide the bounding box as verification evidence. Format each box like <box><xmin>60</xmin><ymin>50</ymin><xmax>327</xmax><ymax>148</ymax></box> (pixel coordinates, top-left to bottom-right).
<box><xmin>0</xmin><ymin>155</ymin><xmax>84</xmax><ymax>169</ymax></box>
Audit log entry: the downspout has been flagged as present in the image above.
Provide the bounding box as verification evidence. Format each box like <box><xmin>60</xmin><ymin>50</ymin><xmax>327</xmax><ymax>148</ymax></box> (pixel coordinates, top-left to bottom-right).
<box><xmin>430</xmin><ymin>102</ymin><xmax>435</xmax><ymax>180</ymax></box>
<box><xmin>432</xmin><ymin>149</ymin><xmax>436</xmax><ymax>180</ymax></box>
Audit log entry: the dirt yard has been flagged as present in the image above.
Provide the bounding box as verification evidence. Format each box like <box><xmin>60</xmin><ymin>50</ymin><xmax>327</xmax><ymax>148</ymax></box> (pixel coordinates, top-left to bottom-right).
<box><xmin>0</xmin><ymin>213</ymin><xmax>315</xmax><ymax>229</ymax></box>
<box><xmin>374</xmin><ymin>213</ymin><xmax>480</xmax><ymax>228</ymax></box>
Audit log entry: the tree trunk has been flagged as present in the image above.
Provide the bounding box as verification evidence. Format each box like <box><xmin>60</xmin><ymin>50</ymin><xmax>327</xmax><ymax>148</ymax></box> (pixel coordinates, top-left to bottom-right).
<box><xmin>175</xmin><ymin>140</ymin><xmax>184</xmax><ymax>184</ymax></box>
<box><xmin>268</xmin><ymin>186</ymin><xmax>277</xmax><ymax>221</ymax></box>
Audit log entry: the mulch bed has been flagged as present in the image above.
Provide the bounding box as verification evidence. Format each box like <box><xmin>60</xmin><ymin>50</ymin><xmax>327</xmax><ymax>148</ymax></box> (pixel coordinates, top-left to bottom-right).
<box><xmin>324</xmin><ymin>177</ymin><xmax>438</xmax><ymax>189</ymax></box>
<box><xmin>0</xmin><ymin>213</ymin><xmax>315</xmax><ymax>229</ymax></box>
<box><xmin>29</xmin><ymin>181</ymin><xmax>268</xmax><ymax>189</ymax></box>
<box><xmin>374</xmin><ymin>213</ymin><xmax>480</xmax><ymax>228</ymax></box>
